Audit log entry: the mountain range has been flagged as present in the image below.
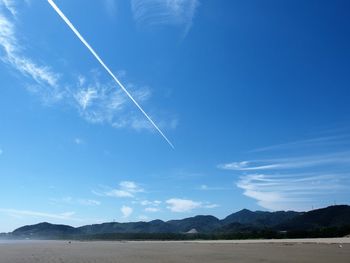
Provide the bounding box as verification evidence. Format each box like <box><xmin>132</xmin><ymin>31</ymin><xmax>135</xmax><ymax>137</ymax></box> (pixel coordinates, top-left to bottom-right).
<box><xmin>3</xmin><ymin>205</ymin><xmax>350</xmax><ymax>239</ymax></box>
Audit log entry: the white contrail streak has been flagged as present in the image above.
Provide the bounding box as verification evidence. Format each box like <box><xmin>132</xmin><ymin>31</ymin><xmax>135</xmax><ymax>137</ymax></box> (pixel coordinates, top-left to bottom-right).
<box><xmin>47</xmin><ymin>0</ymin><xmax>174</xmax><ymax>149</ymax></box>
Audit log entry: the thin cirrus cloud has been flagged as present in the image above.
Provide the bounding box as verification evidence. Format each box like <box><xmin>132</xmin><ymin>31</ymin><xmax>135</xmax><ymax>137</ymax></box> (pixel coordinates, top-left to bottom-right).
<box><xmin>144</xmin><ymin>207</ymin><xmax>160</xmax><ymax>212</ymax></box>
<box><xmin>250</xmin><ymin>134</ymin><xmax>350</xmax><ymax>153</ymax></box>
<box><xmin>131</xmin><ymin>0</ymin><xmax>199</xmax><ymax>35</ymax></box>
<box><xmin>137</xmin><ymin>200</ymin><xmax>162</xmax><ymax>213</ymax></box>
<box><xmin>50</xmin><ymin>197</ymin><xmax>101</xmax><ymax>207</ymax></box>
<box><xmin>165</xmin><ymin>198</ymin><xmax>218</xmax><ymax>213</ymax></box>
<box><xmin>0</xmin><ymin>1</ymin><xmax>176</xmax><ymax>136</ymax></box>
<box><xmin>94</xmin><ymin>182</ymin><xmax>218</xmax><ymax>214</ymax></box>
<box><xmin>140</xmin><ymin>200</ymin><xmax>162</xmax><ymax>206</ymax></box>
<box><xmin>103</xmin><ymin>0</ymin><xmax>117</xmax><ymax>19</ymax></box>
<box><xmin>73</xmin><ymin>78</ymin><xmax>156</xmax><ymax>130</ymax></box>
<box><xmin>74</xmin><ymin>138</ymin><xmax>84</xmax><ymax>145</ymax></box>
<box><xmin>93</xmin><ymin>181</ymin><xmax>144</xmax><ymax>199</ymax></box>
<box><xmin>236</xmin><ymin>173</ymin><xmax>348</xmax><ymax>211</ymax></box>
<box><xmin>198</xmin><ymin>184</ymin><xmax>228</xmax><ymax>191</ymax></box>
<box><xmin>0</xmin><ymin>3</ymin><xmax>62</xmax><ymax>102</ymax></box>
<box><xmin>218</xmin><ymin>151</ymin><xmax>350</xmax><ymax>171</ymax></box>
<box><xmin>219</xmin><ymin>134</ymin><xmax>350</xmax><ymax>211</ymax></box>
<box><xmin>1</xmin><ymin>0</ymin><xmax>17</xmax><ymax>17</ymax></box>
<box><xmin>0</xmin><ymin>208</ymin><xmax>77</xmax><ymax>221</ymax></box>
<box><xmin>138</xmin><ymin>215</ymin><xmax>150</xmax><ymax>221</ymax></box>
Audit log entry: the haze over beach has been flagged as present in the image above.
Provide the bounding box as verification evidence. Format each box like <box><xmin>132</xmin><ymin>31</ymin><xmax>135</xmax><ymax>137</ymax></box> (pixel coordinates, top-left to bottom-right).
<box><xmin>0</xmin><ymin>240</ymin><xmax>349</xmax><ymax>263</ymax></box>
<box><xmin>0</xmin><ymin>0</ymin><xmax>350</xmax><ymax>261</ymax></box>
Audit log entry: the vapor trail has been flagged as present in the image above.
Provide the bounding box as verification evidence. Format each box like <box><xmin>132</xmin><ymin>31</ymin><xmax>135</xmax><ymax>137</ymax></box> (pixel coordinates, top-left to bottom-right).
<box><xmin>47</xmin><ymin>0</ymin><xmax>174</xmax><ymax>149</ymax></box>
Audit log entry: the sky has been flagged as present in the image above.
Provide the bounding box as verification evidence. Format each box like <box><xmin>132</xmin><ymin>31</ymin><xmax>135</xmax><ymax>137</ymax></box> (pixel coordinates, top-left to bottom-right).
<box><xmin>0</xmin><ymin>0</ymin><xmax>350</xmax><ymax>232</ymax></box>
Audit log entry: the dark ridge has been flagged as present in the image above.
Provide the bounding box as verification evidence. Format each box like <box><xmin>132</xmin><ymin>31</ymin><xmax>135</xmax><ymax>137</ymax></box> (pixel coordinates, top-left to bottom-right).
<box><xmin>12</xmin><ymin>222</ymin><xmax>79</xmax><ymax>237</ymax></box>
<box><xmin>7</xmin><ymin>205</ymin><xmax>350</xmax><ymax>240</ymax></box>
<box><xmin>278</xmin><ymin>205</ymin><xmax>350</xmax><ymax>230</ymax></box>
<box><xmin>222</xmin><ymin>209</ymin><xmax>301</xmax><ymax>227</ymax></box>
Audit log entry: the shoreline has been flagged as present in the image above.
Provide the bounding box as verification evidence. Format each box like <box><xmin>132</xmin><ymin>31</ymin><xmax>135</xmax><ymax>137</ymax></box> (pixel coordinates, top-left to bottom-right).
<box><xmin>1</xmin><ymin>237</ymin><xmax>349</xmax><ymax>244</ymax></box>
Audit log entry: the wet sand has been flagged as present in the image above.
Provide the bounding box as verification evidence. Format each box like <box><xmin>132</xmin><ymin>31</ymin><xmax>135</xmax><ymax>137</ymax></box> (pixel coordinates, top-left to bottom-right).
<box><xmin>0</xmin><ymin>238</ymin><xmax>349</xmax><ymax>263</ymax></box>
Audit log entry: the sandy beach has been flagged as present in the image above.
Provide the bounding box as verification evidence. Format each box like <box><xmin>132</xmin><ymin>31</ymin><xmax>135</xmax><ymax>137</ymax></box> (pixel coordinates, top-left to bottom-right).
<box><xmin>0</xmin><ymin>238</ymin><xmax>349</xmax><ymax>263</ymax></box>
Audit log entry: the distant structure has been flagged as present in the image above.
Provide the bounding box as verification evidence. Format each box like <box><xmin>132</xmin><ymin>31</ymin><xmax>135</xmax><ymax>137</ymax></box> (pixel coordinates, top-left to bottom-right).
<box><xmin>185</xmin><ymin>228</ymin><xmax>198</xmax><ymax>234</ymax></box>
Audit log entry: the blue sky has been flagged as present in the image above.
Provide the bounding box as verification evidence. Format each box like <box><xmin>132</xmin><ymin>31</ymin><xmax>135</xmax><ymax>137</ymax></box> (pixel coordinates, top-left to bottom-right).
<box><xmin>0</xmin><ymin>0</ymin><xmax>350</xmax><ymax>232</ymax></box>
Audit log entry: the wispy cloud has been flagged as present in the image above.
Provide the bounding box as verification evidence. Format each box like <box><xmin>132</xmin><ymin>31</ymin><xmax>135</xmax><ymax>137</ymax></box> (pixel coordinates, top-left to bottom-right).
<box><xmin>93</xmin><ymin>183</ymin><xmax>219</xmax><ymax>214</ymax></box>
<box><xmin>0</xmin><ymin>0</ymin><xmax>17</xmax><ymax>17</ymax></box>
<box><xmin>219</xmin><ymin>134</ymin><xmax>350</xmax><ymax>211</ymax></box>
<box><xmin>107</xmin><ymin>189</ymin><xmax>134</xmax><ymax>198</ymax></box>
<box><xmin>48</xmin><ymin>0</ymin><xmax>174</xmax><ymax>148</ymax></box>
<box><xmin>250</xmin><ymin>134</ymin><xmax>350</xmax><ymax>153</ymax></box>
<box><xmin>72</xmin><ymin>76</ymin><xmax>166</xmax><ymax>132</ymax></box>
<box><xmin>74</xmin><ymin>138</ymin><xmax>84</xmax><ymax>145</ymax></box>
<box><xmin>236</xmin><ymin>173</ymin><xmax>348</xmax><ymax>211</ymax></box>
<box><xmin>77</xmin><ymin>199</ymin><xmax>100</xmax><ymax>206</ymax></box>
<box><xmin>203</xmin><ymin>203</ymin><xmax>219</xmax><ymax>209</ymax></box>
<box><xmin>121</xmin><ymin>205</ymin><xmax>133</xmax><ymax>218</ymax></box>
<box><xmin>166</xmin><ymin>198</ymin><xmax>201</xmax><ymax>212</ymax></box>
<box><xmin>131</xmin><ymin>0</ymin><xmax>199</xmax><ymax>35</ymax></box>
<box><xmin>139</xmin><ymin>200</ymin><xmax>162</xmax><ymax>206</ymax></box>
<box><xmin>94</xmin><ymin>181</ymin><xmax>144</xmax><ymax>199</ymax></box>
<box><xmin>198</xmin><ymin>184</ymin><xmax>228</xmax><ymax>191</ymax></box>
<box><xmin>165</xmin><ymin>198</ymin><xmax>217</xmax><ymax>213</ymax></box>
<box><xmin>119</xmin><ymin>181</ymin><xmax>144</xmax><ymax>193</ymax></box>
<box><xmin>0</xmin><ymin>9</ymin><xmax>62</xmax><ymax>103</ymax></box>
<box><xmin>219</xmin><ymin>152</ymin><xmax>350</xmax><ymax>171</ymax></box>
<box><xmin>134</xmin><ymin>200</ymin><xmax>162</xmax><ymax>213</ymax></box>
<box><xmin>0</xmin><ymin>208</ymin><xmax>77</xmax><ymax>221</ymax></box>
<box><xmin>0</xmin><ymin>2</ymin><xmax>176</xmax><ymax>137</ymax></box>
<box><xmin>144</xmin><ymin>207</ymin><xmax>160</xmax><ymax>212</ymax></box>
<box><xmin>74</xmin><ymin>87</ymin><xmax>99</xmax><ymax>110</ymax></box>
<box><xmin>138</xmin><ymin>215</ymin><xmax>149</xmax><ymax>221</ymax></box>
<box><xmin>104</xmin><ymin>0</ymin><xmax>117</xmax><ymax>18</ymax></box>
<box><xmin>77</xmin><ymin>75</ymin><xmax>86</xmax><ymax>87</ymax></box>
<box><xmin>51</xmin><ymin>197</ymin><xmax>101</xmax><ymax>206</ymax></box>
